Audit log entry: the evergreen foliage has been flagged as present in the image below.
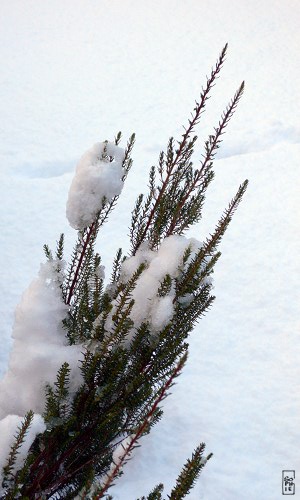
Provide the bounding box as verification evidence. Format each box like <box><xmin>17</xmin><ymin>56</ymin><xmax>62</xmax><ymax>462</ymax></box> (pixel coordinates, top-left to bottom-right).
<box><xmin>168</xmin><ymin>444</ymin><xmax>213</xmax><ymax>499</ymax></box>
<box><xmin>1</xmin><ymin>45</ymin><xmax>248</xmax><ymax>498</ymax></box>
<box><xmin>2</xmin><ymin>411</ymin><xmax>34</xmax><ymax>495</ymax></box>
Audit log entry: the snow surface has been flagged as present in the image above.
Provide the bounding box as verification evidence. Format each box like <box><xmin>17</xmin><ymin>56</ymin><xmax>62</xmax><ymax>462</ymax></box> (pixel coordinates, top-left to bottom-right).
<box><xmin>0</xmin><ymin>1</ymin><xmax>299</xmax><ymax>499</ymax></box>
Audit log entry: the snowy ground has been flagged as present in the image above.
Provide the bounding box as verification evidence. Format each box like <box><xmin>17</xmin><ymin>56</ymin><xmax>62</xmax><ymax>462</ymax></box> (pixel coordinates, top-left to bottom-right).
<box><xmin>0</xmin><ymin>1</ymin><xmax>299</xmax><ymax>498</ymax></box>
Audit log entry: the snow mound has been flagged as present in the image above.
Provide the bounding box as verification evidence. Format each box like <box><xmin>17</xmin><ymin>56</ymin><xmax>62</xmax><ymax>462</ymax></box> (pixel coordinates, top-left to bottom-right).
<box><xmin>0</xmin><ymin>260</ymin><xmax>83</xmax><ymax>419</ymax></box>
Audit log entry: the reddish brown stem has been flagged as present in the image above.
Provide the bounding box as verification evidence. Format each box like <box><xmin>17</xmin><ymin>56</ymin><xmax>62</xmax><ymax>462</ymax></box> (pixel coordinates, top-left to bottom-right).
<box><xmin>66</xmin><ymin>222</ymin><xmax>96</xmax><ymax>305</ymax></box>
<box><xmin>23</xmin><ymin>425</ymin><xmax>96</xmax><ymax>498</ymax></box>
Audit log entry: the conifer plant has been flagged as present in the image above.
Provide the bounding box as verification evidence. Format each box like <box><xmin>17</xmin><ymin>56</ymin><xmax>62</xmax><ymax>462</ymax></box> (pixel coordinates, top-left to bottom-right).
<box><xmin>0</xmin><ymin>44</ymin><xmax>248</xmax><ymax>499</ymax></box>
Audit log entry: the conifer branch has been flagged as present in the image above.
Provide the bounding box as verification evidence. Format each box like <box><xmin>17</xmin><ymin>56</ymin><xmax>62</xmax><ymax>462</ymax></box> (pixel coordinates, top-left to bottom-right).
<box><xmin>43</xmin><ymin>243</ymin><xmax>53</xmax><ymax>261</ymax></box>
<box><xmin>65</xmin><ymin>134</ymin><xmax>135</xmax><ymax>306</ymax></box>
<box><xmin>169</xmin><ymin>443</ymin><xmax>213</xmax><ymax>499</ymax></box>
<box><xmin>122</xmin><ymin>133</ymin><xmax>136</xmax><ymax>181</ymax></box>
<box><xmin>175</xmin><ymin>179</ymin><xmax>248</xmax><ymax>299</ymax></box>
<box><xmin>95</xmin><ymin>354</ymin><xmax>187</xmax><ymax>498</ymax></box>
<box><xmin>56</xmin><ymin>233</ymin><xmax>65</xmax><ymax>260</ymax></box>
<box><xmin>137</xmin><ymin>483</ymin><xmax>164</xmax><ymax>500</ymax></box>
<box><xmin>65</xmin><ymin>196</ymin><xmax>117</xmax><ymax>306</ymax></box>
<box><xmin>2</xmin><ymin>411</ymin><xmax>34</xmax><ymax>491</ymax></box>
<box><xmin>1</xmin><ymin>46</ymin><xmax>247</xmax><ymax>499</ymax></box>
<box><xmin>203</xmin><ymin>179</ymin><xmax>248</xmax><ymax>252</ymax></box>
<box><xmin>165</xmin><ymin>82</ymin><xmax>245</xmax><ymax>238</ymax></box>
<box><xmin>66</xmin><ymin>223</ymin><xmax>96</xmax><ymax>305</ymax></box>
<box><xmin>131</xmin><ymin>44</ymin><xmax>228</xmax><ymax>255</ymax></box>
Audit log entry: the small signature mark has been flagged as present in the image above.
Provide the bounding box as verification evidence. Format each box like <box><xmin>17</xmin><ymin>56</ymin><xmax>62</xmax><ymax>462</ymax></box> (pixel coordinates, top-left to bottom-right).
<box><xmin>282</xmin><ymin>470</ymin><xmax>295</xmax><ymax>495</ymax></box>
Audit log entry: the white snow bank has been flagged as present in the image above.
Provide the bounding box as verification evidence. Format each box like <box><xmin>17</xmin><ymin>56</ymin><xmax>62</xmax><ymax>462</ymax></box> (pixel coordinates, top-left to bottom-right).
<box><xmin>0</xmin><ymin>260</ymin><xmax>83</xmax><ymax>420</ymax></box>
<box><xmin>105</xmin><ymin>235</ymin><xmax>206</xmax><ymax>339</ymax></box>
<box><xmin>0</xmin><ymin>413</ymin><xmax>46</xmax><ymax>492</ymax></box>
<box><xmin>66</xmin><ymin>141</ymin><xmax>125</xmax><ymax>230</ymax></box>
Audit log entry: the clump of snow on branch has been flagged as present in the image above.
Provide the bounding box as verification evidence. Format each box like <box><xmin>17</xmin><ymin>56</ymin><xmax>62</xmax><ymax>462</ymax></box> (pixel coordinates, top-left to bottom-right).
<box><xmin>105</xmin><ymin>235</ymin><xmax>207</xmax><ymax>338</ymax></box>
<box><xmin>0</xmin><ymin>260</ymin><xmax>83</xmax><ymax>420</ymax></box>
<box><xmin>0</xmin><ymin>414</ymin><xmax>46</xmax><ymax>492</ymax></box>
<box><xmin>66</xmin><ymin>141</ymin><xmax>125</xmax><ymax>230</ymax></box>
